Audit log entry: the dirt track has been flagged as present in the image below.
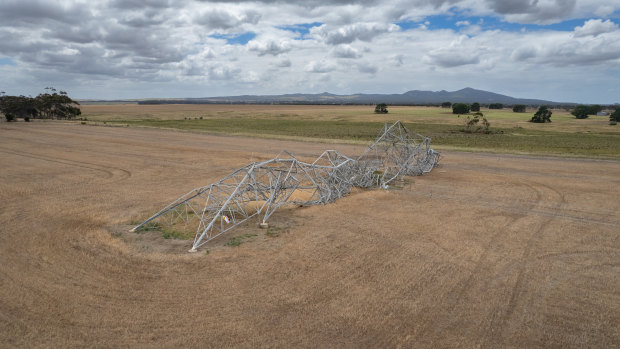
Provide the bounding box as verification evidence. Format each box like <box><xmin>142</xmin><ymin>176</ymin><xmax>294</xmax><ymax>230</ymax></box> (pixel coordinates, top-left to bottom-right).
<box><xmin>1</xmin><ymin>123</ymin><xmax>619</xmax><ymax>347</ymax></box>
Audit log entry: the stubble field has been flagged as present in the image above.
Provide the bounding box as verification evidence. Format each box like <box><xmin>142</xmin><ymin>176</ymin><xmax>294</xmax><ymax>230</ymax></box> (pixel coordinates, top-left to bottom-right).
<box><xmin>1</xmin><ymin>120</ymin><xmax>619</xmax><ymax>347</ymax></box>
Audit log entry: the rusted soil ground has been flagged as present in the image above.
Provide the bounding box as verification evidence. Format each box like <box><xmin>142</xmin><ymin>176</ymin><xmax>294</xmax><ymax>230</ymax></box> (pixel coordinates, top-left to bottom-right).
<box><xmin>1</xmin><ymin>123</ymin><xmax>619</xmax><ymax>348</ymax></box>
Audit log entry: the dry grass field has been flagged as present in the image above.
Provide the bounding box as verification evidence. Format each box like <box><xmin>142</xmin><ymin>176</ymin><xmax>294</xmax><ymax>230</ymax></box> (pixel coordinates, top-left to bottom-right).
<box><xmin>78</xmin><ymin>104</ymin><xmax>620</xmax><ymax>159</ymax></box>
<box><xmin>82</xmin><ymin>103</ymin><xmax>619</xmax><ymax>134</ymax></box>
<box><xmin>1</xmin><ymin>122</ymin><xmax>619</xmax><ymax>347</ymax></box>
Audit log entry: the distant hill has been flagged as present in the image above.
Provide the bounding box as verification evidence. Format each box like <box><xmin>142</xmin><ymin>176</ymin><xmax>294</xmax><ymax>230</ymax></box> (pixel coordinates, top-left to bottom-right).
<box><xmin>130</xmin><ymin>88</ymin><xmax>569</xmax><ymax>106</ymax></box>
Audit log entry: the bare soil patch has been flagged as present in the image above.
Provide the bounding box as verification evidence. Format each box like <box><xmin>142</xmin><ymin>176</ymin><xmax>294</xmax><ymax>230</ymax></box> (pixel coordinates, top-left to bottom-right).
<box><xmin>1</xmin><ymin>123</ymin><xmax>619</xmax><ymax>347</ymax></box>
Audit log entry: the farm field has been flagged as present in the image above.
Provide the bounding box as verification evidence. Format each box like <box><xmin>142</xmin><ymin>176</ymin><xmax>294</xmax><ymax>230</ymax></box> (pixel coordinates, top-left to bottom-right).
<box><xmin>80</xmin><ymin>104</ymin><xmax>620</xmax><ymax>159</ymax></box>
<box><xmin>1</xmin><ymin>122</ymin><xmax>619</xmax><ymax>347</ymax></box>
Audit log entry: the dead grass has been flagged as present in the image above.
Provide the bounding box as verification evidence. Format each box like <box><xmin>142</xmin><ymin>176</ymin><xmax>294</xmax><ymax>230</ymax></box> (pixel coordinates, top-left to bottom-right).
<box><xmin>0</xmin><ymin>122</ymin><xmax>619</xmax><ymax>347</ymax></box>
<box><xmin>79</xmin><ymin>104</ymin><xmax>620</xmax><ymax>159</ymax></box>
<box><xmin>81</xmin><ymin>103</ymin><xmax>620</xmax><ymax>134</ymax></box>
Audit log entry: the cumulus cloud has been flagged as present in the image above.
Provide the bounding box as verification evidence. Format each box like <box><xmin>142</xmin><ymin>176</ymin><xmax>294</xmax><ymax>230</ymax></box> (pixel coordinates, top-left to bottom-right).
<box><xmin>332</xmin><ymin>45</ymin><xmax>362</xmax><ymax>58</ymax></box>
<box><xmin>110</xmin><ymin>0</ymin><xmax>175</xmax><ymax>10</ymax></box>
<box><xmin>206</xmin><ymin>63</ymin><xmax>241</xmax><ymax>80</ymax></box>
<box><xmin>194</xmin><ymin>8</ymin><xmax>261</xmax><ymax>31</ymax></box>
<box><xmin>511</xmin><ymin>46</ymin><xmax>537</xmax><ymax>61</ymax></box>
<box><xmin>248</xmin><ymin>40</ymin><xmax>291</xmax><ymax>56</ymax></box>
<box><xmin>423</xmin><ymin>51</ymin><xmax>480</xmax><ymax>67</ymax></box>
<box><xmin>390</xmin><ymin>53</ymin><xmax>404</xmax><ymax>66</ymax></box>
<box><xmin>273</xmin><ymin>58</ymin><xmax>292</xmax><ymax>67</ymax></box>
<box><xmin>488</xmin><ymin>0</ymin><xmax>577</xmax><ymax>24</ymax></box>
<box><xmin>305</xmin><ymin>60</ymin><xmax>337</xmax><ymax>73</ymax></box>
<box><xmin>422</xmin><ymin>36</ymin><xmax>482</xmax><ymax>67</ymax></box>
<box><xmin>0</xmin><ymin>0</ymin><xmax>90</xmax><ymax>26</ymax></box>
<box><xmin>574</xmin><ymin>19</ymin><xmax>618</xmax><ymax>37</ymax></box>
<box><xmin>311</xmin><ymin>22</ymin><xmax>399</xmax><ymax>45</ymax></box>
<box><xmin>357</xmin><ymin>62</ymin><xmax>378</xmax><ymax>74</ymax></box>
<box><xmin>509</xmin><ymin>23</ymin><xmax>620</xmax><ymax>67</ymax></box>
<box><xmin>0</xmin><ymin>0</ymin><xmax>619</xmax><ymax>102</ymax></box>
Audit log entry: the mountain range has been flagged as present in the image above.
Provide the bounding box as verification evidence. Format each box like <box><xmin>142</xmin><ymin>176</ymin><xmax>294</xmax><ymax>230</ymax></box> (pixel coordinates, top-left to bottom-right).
<box><xmin>135</xmin><ymin>88</ymin><xmax>569</xmax><ymax>106</ymax></box>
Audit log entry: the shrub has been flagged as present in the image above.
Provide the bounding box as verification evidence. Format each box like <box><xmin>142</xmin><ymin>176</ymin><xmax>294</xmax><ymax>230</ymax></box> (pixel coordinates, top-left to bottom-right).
<box><xmin>441</xmin><ymin>102</ymin><xmax>452</xmax><ymax>108</ymax></box>
<box><xmin>464</xmin><ymin>112</ymin><xmax>490</xmax><ymax>133</ymax></box>
<box><xmin>513</xmin><ymin>104</ymin><xmax>526</xmax><ymax>113</ymax></box>
<box><xmin>470</xmin><ymin>102</ymin><xmax>480</xmax><ymax>112</ymax></box>
<box><xmin>5</xmin><ymin>113</ymin><xmax>15</xmax><ymax>122</ymax></box>
<box><xmin>489</xmin><ymin>103</ymin><xmax>503</xmax><ymax>109</ymax></box>
<box><xmin>530</xmin><ymin>106</ymin><xmax>552</xmax><ymax>123</ymax></box>
<box><xmin>452</xmin><ymin>103</ymin><xmax>470</xmax><ymax>114</ymax></box>
<box><xmin>572</xmin><ymin>105</ymin><xmax>589</xmax><ymax>119</ymax></box>
<box><xmin>374</xmin><ymin>103</ymin><xmax>388</xmax><ymax>113</ymax></box>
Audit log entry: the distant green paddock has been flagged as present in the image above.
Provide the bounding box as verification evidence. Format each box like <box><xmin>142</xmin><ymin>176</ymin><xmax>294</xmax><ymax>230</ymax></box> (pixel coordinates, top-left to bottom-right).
<box><xmin>103</xmin><ymin>118</ymin><xmax>619</xmax><ymax>159</ymax></box>
<box><xmin>79</xmin><ymin>104</ymin><xmax>619</xmax><ymax>159</ymax></box>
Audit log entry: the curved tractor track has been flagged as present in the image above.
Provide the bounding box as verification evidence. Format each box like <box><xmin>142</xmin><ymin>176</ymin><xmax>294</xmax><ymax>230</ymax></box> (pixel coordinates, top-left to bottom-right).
<box><xmin>1</xmin><ymin>123</ymin><xmax>619</xmax><ymax>348</ymax></box>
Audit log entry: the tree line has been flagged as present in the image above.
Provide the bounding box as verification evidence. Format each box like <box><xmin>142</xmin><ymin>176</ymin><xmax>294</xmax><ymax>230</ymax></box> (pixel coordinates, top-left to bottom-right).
<box><xmin>0</xmin><ymin>87</ymin><xmax>81</xmax><ymax>122</ymax></box>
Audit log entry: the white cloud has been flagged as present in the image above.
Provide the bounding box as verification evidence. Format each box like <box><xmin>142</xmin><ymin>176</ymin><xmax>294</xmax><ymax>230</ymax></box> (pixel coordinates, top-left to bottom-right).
<box><xmin>574</xmin><ymin>19</ymin><xmax>618</xmax><ymax>37</ymax></box>
<box><xmin>332</xmin><ymin>45</ymin><xmax>362</xmax><ymax>58</ymax></box>
<box><xmin>357</xmin><ymin>62</ymin><xmax>378</xmax><ymax>74</ymax></box>
<box><xmin>273</xmin><ymin>58</ymin><xmax>292</xmax><ymax>68</ymax></box>
<box><xmin>310</xmin><ymin>22</ymin><xmax>399</xmax><ymax>45</ymax></box>
<box><xmin>248</xmin><ymin>39</ymin><xmax>291</xmax><ymax>56</ymax></box>
<box><xmin>0</xmin><ymin>0</ymin><xmax>619</xmax><ymax>103</ymax></box>
<box><xmin>194</xmin><ymin>8</ymin><xmax>261</xmax><ymax>32</ymax></box>
<box><xmin>390</xmin><ymin>53</ymin><xmax>404</xmax><ymax>66</ymax></box>
<box><xmin>423</xmin><ymin>50</ymin><xmax>481</xmax><ymax>67</ymax></box>
<box><xmin>422</xmin><ymin>35</ymin><xmax>482</xmax><ymax>67</ymax></box>
<box><xmin>305</xmin><ymin>60</ymin><xmax>337</xmax><ymax>73</ymax></box>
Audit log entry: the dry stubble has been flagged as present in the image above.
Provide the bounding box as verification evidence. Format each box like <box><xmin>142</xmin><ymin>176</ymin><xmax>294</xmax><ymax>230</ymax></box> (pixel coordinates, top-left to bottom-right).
<box><xmin>0</xmin><ymin>123</ymin><xmax>618</xmax><ymax>347</ymax></box>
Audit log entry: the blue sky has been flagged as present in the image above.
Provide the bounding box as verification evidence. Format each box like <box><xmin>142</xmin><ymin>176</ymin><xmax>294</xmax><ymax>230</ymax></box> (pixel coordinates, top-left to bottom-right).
<box><xmin>277</xmin><ymin>22</ymin><xmax>323</xmax><ymax>39</ymax></box>
<box><xmin>0</xmin><ymin>58</ymin><xmax>16</xmax><ymax>66</ymax></box>
<box><xmin>397</xmin><ymin>16</ymin><xmax>594</xmax><ymax>32</ymax></box>
<box><xmin>210</xmin><ymin>32</ymin><xmax>257</xmax><ymax>45</ymax></box>
<box><xmin>0</xmin><ymin>0</ymin><xmax>619</xmax><ymax>103</ymax></box>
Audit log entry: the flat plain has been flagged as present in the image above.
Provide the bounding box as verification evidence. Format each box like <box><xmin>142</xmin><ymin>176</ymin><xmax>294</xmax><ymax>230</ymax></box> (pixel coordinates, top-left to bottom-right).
<box><xmin>81</xmin><ymin>104</ymin><xmax>620</xmax><ymax>159</ymax></box>
<box><xmin>1</xmin><ymin>112</ymin><xmax>619</xmax><ymax>347</ymax></box>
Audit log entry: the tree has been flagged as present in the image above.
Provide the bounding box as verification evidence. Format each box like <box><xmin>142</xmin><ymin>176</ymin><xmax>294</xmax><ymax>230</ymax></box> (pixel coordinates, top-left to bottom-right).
<box><xmin>0</xmin><ymin>95</ymin><xmax>38</xmax><ymax>121</ymax></box>
<box><xmin>571</xmin><ymin>104</ymin><xmax>602</xmax><ymax>119</ymax></box>
<box><xmin>0</xmin><ymin>88</ymin><xmax>81</xmax><ymax>121</ymax></box>
<box><xmin>470</xmin><ymin>102</ymin><xmax>480</xmax><ymax>112</ymax></box>
<box><xmin>530</xmin><ymin>106</ymin><xmax>552</xmax><ymax>123</ymax></box>
<box><xmin>610</xmin><ymin>108</ymin><xmax>620</xmax><ymax>125</ymax></box>
<box><xmin>489</xmin><ymin>103</ymin><xmax>503</xmax><ymax>109</ymax></box>
<box><xmin>441</xmin><ymin>102</ymin><xmax>452</xmax><ymax>108</ymax></box>
<box><xmin>571</xmin><ymin>105</ymin><xmax>590</xmax><ymax>119</ymax></box>
<box><xmin>374</xmin><ymin>103</ymin><xmax>388</xmax><ymax>114</ymax></box>
<box><xmin>512</xmin><ymin>104</ymin><xmax>526</xmax><ymax>113</ymax></box>
<box><xmin>452</xmin><ymin>103</ymin><xmax>470</xmax><ymax>114</ymax></box>
<box><xmin>35</xmin><ymin>87</ymin><xmax>81</xmax><ymax>119</ymax></box>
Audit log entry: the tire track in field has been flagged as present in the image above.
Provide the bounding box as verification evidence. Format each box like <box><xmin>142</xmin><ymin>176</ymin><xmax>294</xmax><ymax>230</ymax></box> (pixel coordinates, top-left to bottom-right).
<box><xmin>411</xmin><ymin>177</ymin><xmax>571</xmax><ymax>345</ymax></box>
<box><xmin>479</xmin><ymin>180</ymin><xmax>567</xmax><ymax>346</ymax></box>
<box><xmin>499</xmin><ymin>181</ymin><xmax>566</xmax><ymax>319</ymax></box>
<box><xmin>410</xmin><ymin>179</ymin><xmax>544</xmax><ymax>342</ymax></box>
<box><xmin>0</xmin><ymin>147</ymin><xmax>132</xmax><ymax>184</ymax></box>
<box><xmin>453</xmin><ymin>180</ymin><xmax>549</xmax><ymax>301</ymax></box>
<box><xmin>406</xmin><ymin>186</ymin><xmax>618</xmax><ymax>228</ymax></box>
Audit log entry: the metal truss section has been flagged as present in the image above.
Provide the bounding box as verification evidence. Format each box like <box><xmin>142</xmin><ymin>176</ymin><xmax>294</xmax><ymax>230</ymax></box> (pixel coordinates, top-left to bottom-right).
<box><xmin>358</xmin><ymin>121</ymin><xmax>440</xmax><ymax>186</ymax></box>
<box><xmin>131</xmin><ymin>121</ymin><xmax>440</xmax><ymax>251</ymax></box>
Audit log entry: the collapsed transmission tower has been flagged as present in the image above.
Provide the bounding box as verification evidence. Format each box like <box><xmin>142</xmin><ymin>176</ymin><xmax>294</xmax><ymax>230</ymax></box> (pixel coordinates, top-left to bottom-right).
<box><xmin>131</xmin><ymin>121</ymin><xmax>439</xmax><ymax>252</ymax></box>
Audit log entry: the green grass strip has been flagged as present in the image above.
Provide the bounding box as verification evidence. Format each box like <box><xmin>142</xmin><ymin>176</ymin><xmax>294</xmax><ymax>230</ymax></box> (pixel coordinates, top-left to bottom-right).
<box><xmin>109</xmin><ymin>118</ymin><xmax>620</xmax><ymax>159</ymax></box>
